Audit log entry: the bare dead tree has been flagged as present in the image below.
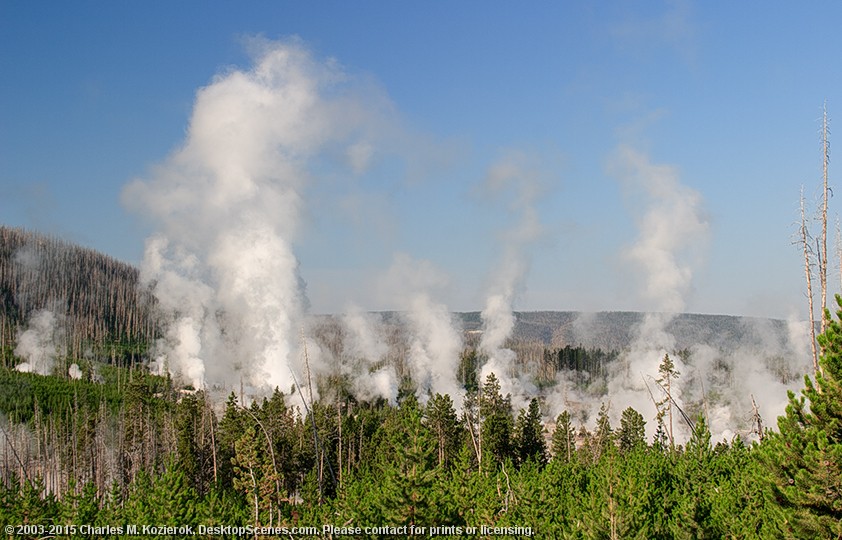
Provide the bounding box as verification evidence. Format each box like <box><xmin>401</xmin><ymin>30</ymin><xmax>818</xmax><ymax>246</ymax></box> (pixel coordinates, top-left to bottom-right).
<box><xmin>0</xmin><ymin>225</ymin><xmax>159</xmax><ymax>364</ymax></box>
<box><xmin>837</xmin><ymin>217</ymin><xmax>842</xmax><ymax>295</ymax></box>
<box><xmin>820</xmin><ymin>102</ymin><xmax>831</xmax><ymax>336</ymax></box>
<box><xmin>799</xmin><ymin>187</ymin><xmax>820</xmax><ymax>374</ymax></box>
<box><xmin>750</xmin><ymin>394</ymin><xmax>764</xmax><ymax>441</ymax></box>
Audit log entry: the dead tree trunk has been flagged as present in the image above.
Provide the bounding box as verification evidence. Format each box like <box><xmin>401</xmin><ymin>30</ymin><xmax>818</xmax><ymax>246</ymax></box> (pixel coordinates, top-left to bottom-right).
<box><xmin>820</xmin><ymin>102</ymin><xmax>831</xmax><ymax>337</ymax></box>
<box><xmin>800</xmin><ymin>188</ymin><xmax>820</xmax><ymax>375</ymax></box>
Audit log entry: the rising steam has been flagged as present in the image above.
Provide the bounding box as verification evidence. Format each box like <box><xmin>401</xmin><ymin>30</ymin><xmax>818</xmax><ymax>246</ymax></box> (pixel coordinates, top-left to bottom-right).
<box><xmin>478</xmin><ymin>151</ymin><xmax>543</xmax><ymax>411</ymax></box>
<box><xmin>548</xmin><ymin>146</ymin><xmax>810</xmax><ymax>443</ymax></box>
<box><xmin>340</xmin><ymin>307</ymin><xmax>398</xmax><ymax>404</ymax></box>
<box><xmin>116</xmin><ymin>36</ymin><xmax>811</xmax><ymax>439</ymax></box>
<box><xmin>14</xmin><ymin>309</ymin><xmax>65</xmax><ymax>376</ymax></box>
<box><xmin>603</xmin><ymin>145</ymin><xmax>707</xmax><ymax>439</ymax></box>
<box><xmin>124</xmin><ymin>39</ymin><xmax>389</xmax><ymax>397</ymax></box>
<box><xmin>381</xmin><ymin>253</ymin><xmax>464</xmax><ymax>408</ymax></box>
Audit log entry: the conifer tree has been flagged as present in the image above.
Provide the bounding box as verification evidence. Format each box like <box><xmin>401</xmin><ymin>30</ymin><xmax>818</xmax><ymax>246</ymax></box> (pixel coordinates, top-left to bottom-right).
<box><xmin>551</xmin><ymin>410</ymin><xmax>576</xmax><ymax>463</ymax></box>
<box><xmin>216</xmin><ymin>392</ymin><xmax>244</xmax><ymax>489</ymax></box>
<box><xmin>617</xmin><ymin>407</ymin><xmax>646</xmax><ymax>453</ymax></box>
<box><xmin>670</xmin><ymin>414</ymin><xmax>716</xmax><ymax>539</ymax></box>
<box><xmin>447</xmin><ymin>442</ymin><xmax>499</xmax><ymax>525</ymax></box>
<box><xmin>424</xmin><ymin>393</ymin><xmax>460</xmax><ymax>469</ymax></box>
<box><xmin>376</xmin><ymin>396</ymin><xmax>439</xmax><ymax>525</ymax></box>
<box><xmin>479</xmin><ymin>373</ymin><xmax>514</xmax><ymax>467</ymax></box>
<box><xmin>656</xmin><ymin>354</ymin><xmax>680</xmax><ymax>448</ymax></box>
<box><xmin>652</xmin><ymin>416</ymin><xmax>669</xmax><ymax>450</ymax></box>
<box><xmin>761</xmin><ymin>296</ymin><xmax>842</xmax><ymax>538</ymax></box>
<box><xmin>514</xmin><ymin>398</ymin><xmax>547</xmax><ymax>466</ymax></box>
<box><xmin>175</xmin><ymin>393</ymin><xmax>200</xmax><ymax>487</ymax></box>
<box><xmin>232</xmin><ymin>424</ymin><xmax>262</xmax><ymax>527</ymax></box>
<box><xmin>593</xmin><ymin>402</ymin><xmax>614</xmax><ymax>459</ymax></box>
<box><xmin>60</xmin><ymin>480</ymin><xmax>100</xmax><ymax>526</ymax></box>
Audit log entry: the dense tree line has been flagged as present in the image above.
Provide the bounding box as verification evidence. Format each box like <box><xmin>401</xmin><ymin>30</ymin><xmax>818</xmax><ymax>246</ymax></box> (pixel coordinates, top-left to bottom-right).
<box><xmin>1</xmin><ymin>301</ymin><xmax>840</xmax><ymax>539</ymax></box>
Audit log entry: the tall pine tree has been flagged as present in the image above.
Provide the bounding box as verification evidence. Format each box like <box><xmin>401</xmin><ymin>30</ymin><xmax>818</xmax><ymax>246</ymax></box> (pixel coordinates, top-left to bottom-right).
<box><xmin>551</xmin><ymin>410</ymin><xmax>576</xmax><ymax>463</ymax></box>
<box><xmin>760</xmin><ymin>296</ymin><xmax>842</xmax><ymax>538</ymax></box>
<box><xmin>514</xmin><ymin>398</ymin><xmax>547</xmax><ymax>466</ymax></box>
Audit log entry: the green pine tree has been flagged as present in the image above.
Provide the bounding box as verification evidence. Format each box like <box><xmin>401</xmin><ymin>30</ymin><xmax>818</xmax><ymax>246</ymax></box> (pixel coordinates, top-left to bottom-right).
<box><xmin>617</xmin><ymin>407</ymin><xmax>647</xmax><ymax>453</ymax></box>
<box><xmin>593</xmin><ymin>402</ymin><xmax>614</xmax><ymax>460</ymax></box>
<box><xmin>760</xmin><ymin>297</ymin><xmax>842</xmax><ymax>538</ymax></box>
<box><xmin>551</xmin><ymin>410</ymin><xmax>577</xmax><ymax>463</ymax></box>
<box><xmin>425</xmin><ymin>393</ymin><xmax>461</xmax><ymax>469</ymax></box>
<box><xmin>656</xmin><ymin>354</ymin><xmax>680</xmax><ymax>449</ymax></box>
<box><xmin>480</xmin><ymin>373</ymin><xmax>514</xmax><ymax>468</ymax></box>
<box><xmin>514</xmin><ymin>398</ymin><xmax>547</xmax><ymax>466</ymax></box>
<box><xmin>669</xmin><ymin>414</ymin><xmax>717</xmax><ymax>539</ymax></box>
<box><xmin>376</xmin><ymin>396</ymin><xmax>440</xmax><ymax>525</ymax></box>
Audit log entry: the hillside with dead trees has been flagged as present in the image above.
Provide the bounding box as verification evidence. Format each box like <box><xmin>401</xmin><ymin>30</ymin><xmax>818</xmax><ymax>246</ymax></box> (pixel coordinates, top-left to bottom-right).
<box><xmin>0</xmin><ymin>226</ymin><xmax>156</xmax><ymax>368</ymax></box>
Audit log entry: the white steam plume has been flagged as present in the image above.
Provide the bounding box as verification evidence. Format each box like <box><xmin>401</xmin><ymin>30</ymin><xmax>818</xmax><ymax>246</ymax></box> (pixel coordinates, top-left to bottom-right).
<box><xmin>552</xmin><ymin>146</ymin><xmax>810</xmax><ymax>444</ymax></box>
<box><xmin>611</xmin><ymin>145</ymin><xmax>708</xmax><ymax>314</ymax></box>
<box><xmin>381</xmin><ymin>253</ymin><xmax>464</xmax><ymax>408</ymax></box>
<box><xmin>68</xmin><ymin>363</ymin><xmax>83</xmax><ymax>380</ymax></box>
<box><xmin>15</xmin><ymin>309</ymin><xmax>65</xmax><ymax>376</ymax></box>
<box><xmin>547</xmin><ymin>146</ymin><xmax>708</xmax><ymax>438</ymax></box>
<box><xmin>340</xmin><ymin>307</ymin><xmax>398</xmax><ymax>404</ymax></box>
<box><xmin>478</xmin><ymin>151</ymin><xmax>543</xmax><ymax>413</ymax></box>
<box><xmin>604</xmin><ymin>145</ymin><xmax>708</xmax><ymax>441</ymax></box>
<box><xmin>124</xmin><ymin>38</ymin><xmax>389</xmax><ymax>398</ymax></box>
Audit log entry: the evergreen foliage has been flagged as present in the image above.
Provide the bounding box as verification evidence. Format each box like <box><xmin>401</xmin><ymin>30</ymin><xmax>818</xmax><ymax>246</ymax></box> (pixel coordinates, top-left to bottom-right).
<box><xmin>760</xmin><ymin>296</ymin><xmax>842</xmax><ymax>538</ymax></box>
<box><xmin>618</xmin><ymin>406</ymin><xmax>647</xmax><ymax>453</ymax></box>
<box><xmin>425</xmin><ymin>393</ymin><xmax>461</xmax><ymax>469</ymax></box>
<box><xmin>551</xmin><ymin>410</ymin><xmax>576</xmax><ymax>463</ymax></box>
<box><xmin>0</xmin><ymin>362</ymin><xmax>836</xmax><ymax>539</ymax></box>
<box><xmin>479</xmin><ymin>373</ymin><xmax>514</xmax><ymax>468</ymax></box>
<box><xmin>514</xmin><ymin>398</ymin><xmax>547</xmax><ymax>466</ymax></box>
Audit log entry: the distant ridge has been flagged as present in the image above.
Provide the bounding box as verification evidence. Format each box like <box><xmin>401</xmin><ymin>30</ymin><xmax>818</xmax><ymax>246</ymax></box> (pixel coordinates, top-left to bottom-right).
<box><xmin>454</xmin><ymin>310</ymin><xmax>795</xmax><ymax>353</ymax></box>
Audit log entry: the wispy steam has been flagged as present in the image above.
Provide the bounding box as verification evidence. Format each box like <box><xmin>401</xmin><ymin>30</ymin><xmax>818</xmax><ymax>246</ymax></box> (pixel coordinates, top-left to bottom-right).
<box><xmin>478</xmin><ymin>151</ymin><xmax>544</xmax><ymax>412</ymax></box>
<box><xmin>124</xmin><ymin>39</ymin><xmax>390</xmax><ymax>397</ymax></box>
<box><xmin>15</xmin><ymin>309</ymin><xmax>65</xmax><ymax>376</ymax></box>
<box><xmin>549</xmin><ymin>146</ymin><xmax>810</xmax><ymax>444</ymax></box>
<box><xmin>68</xmin><ymin>363</ymin><xmax>83</xmax><ymax>380</ymax></box>
<box><xmin>600</xmin><ymin>145</ymin><xmax>708</xmax><ymax>439</ymax></box>
<box><xmin>381</xmin><ymin>253</ymin><xmax>464</xmax><ymax>407</ymax></box>
<box><xmin>610</xmin><ymin>144</ymin><xmax>708</xmax><ymax>314</ymax></box>
<box><xmin>340</xmin><ymin>307</ymin><xmax>398</xmax><ymax>404</ymax></box>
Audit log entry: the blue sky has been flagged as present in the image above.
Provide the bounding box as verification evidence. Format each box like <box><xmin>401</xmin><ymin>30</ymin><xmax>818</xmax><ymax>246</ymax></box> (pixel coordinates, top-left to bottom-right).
<box><xmin>1</xmin><ymin>1</ymin><xmax>840</xmax><ymax>319</ymax></box>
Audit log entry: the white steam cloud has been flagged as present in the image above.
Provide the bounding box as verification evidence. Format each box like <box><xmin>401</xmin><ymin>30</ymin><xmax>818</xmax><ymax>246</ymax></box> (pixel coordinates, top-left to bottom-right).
<box><xmin>381</xmin><ymin>253</ymin><xmax>464</xmax><ymax>408</ymax></box>
<box><xmin>605</xmin><ymin>145</ymin><xmax>707</xmax><ymax>440</ymax></box>
<box><xmin>611</xmin><ymin>144</ymin><xmax>708</xmax><ymax>314</ymax></box>
<box><xmin>124</xmin><ymin>39</ymin><xmax>390</xmax><ymax>398</ymax></box>
<box><xmin>340</xmin><ymin>307</ymin><xmax>398</xmax><ymax>404</ymax></box>
<box><xmin>114</xmin><ymin>36</ymin><xmax>811</xmax><ymax>439</ymax></box>
<box><xmin>15</xmin><ymin>309</ymin><xmax>65</xmax><ymax>376</ymax></box>
<box><xmin>68</xmin><ymin>363</ymin><xmax>83</xmax><ymax>380</ymax></box>
<box><xmin>548</xmin><ymin>146</ymin><xmax>810</xmax><ymax>444</ymax></box>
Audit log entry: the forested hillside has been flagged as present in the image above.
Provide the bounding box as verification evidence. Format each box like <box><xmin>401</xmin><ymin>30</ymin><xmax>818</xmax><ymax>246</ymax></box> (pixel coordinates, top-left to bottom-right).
<box><xmin>0</xmin><ymin>226</ymin><xmax>156</xmax><ymax>368</ymax></box>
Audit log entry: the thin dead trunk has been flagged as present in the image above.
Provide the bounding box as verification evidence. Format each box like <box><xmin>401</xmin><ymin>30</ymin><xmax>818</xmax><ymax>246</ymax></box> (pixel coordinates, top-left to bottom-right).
<box><xmin>821</xmin><ymin>102</ymin><xmax>830</xmax><ymax>335</ymax></box>
<box><xmin>801</xmin><ymin>187</ymin><xmax>820</xmax><ymax>375</ymax></box>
